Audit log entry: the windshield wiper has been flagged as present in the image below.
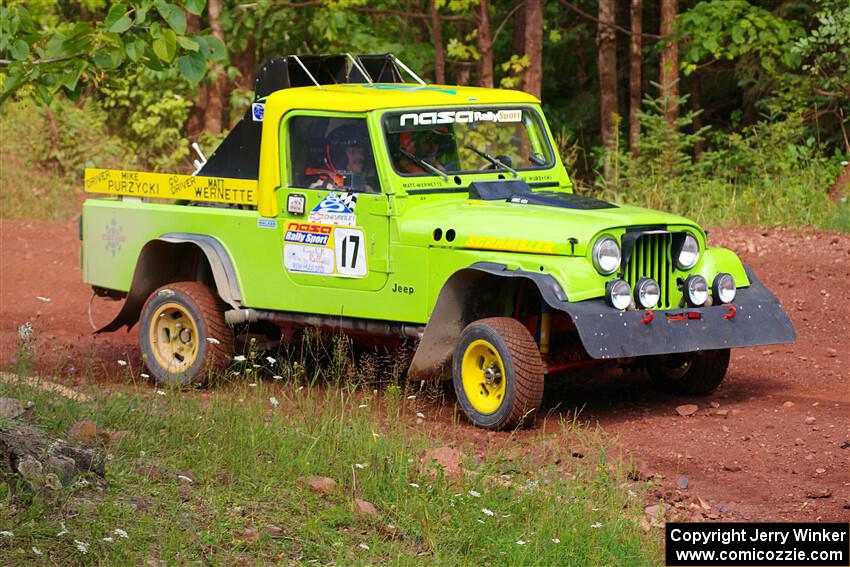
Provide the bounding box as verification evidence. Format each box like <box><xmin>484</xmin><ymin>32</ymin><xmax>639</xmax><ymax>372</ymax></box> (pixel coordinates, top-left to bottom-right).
<box><xmin>400</xmin><ymin>148</ymin><xmax>448</xmax><ymax>181</ymax></box>
<box><xmin>465</xmin><ymin>145</ymin><xmax>518</xmax><ymax>178</ymax></box>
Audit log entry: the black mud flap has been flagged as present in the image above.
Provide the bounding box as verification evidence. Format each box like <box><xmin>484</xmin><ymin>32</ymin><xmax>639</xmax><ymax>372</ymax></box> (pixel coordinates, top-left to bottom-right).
<box><xmin>560</xmin><ymin>266</ymin><xmax>796</xmax><ymax>359</ymax></box>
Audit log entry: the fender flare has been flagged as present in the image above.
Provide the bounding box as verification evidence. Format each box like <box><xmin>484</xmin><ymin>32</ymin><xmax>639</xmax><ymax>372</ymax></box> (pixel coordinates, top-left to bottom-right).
<box><xmin>408</xmin><ymin>262</ymin><xmax>568</xmax><ymax>381</ymax></box>
<box><xmin>95</xmin><ymin>234</ymin><xmax>242</xmax><ymax>333</ymax></box>
<box><xmin>158</xmin><ymin>233</ymin><xmax>242</xmax><ymax>306</ymax></box>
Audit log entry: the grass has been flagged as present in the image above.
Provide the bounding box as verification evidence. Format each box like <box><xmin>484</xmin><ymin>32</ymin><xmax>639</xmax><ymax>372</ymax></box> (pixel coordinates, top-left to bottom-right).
<box><xmin>0</xmin><ymin>361</ymin><xmax>659</xmax><ymax>566</ymax></box>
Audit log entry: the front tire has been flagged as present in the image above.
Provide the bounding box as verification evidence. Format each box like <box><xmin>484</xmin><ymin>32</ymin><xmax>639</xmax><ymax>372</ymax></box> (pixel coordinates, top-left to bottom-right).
<box><xmin>452</xmin><ymin>317</ymin><xmax>545</xmax><ymax>430</ymax></box>
<box><xmin>646</xmin><ymin>349</ymin><xmax>730</xmax><ymax>395</ymax></box>
<box><xmin>139</xmin><ymin>282</ymin><xmax>233</xmax><ymax>386</ymax></box>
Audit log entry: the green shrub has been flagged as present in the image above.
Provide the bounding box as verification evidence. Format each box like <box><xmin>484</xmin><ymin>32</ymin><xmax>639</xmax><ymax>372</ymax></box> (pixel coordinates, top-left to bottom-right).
<box><xmin>600</xmin><ymin>95</ymin><xmax>847</xmax><ymax>230</ymax></box>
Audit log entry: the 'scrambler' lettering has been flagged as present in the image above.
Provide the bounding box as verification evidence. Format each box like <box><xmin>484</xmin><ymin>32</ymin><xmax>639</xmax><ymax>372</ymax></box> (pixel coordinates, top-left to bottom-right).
<box><xmin>465</xmin><ymin>235</ymin><xmax>557</xmax><ymax>255</ymax></box>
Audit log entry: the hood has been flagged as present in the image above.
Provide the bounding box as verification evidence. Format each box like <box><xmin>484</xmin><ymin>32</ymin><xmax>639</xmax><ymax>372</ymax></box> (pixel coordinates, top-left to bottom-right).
<box><xmin>397</xmin><ymin>192</ymin><xmax>702</xmax><ymax>256</ymax></box>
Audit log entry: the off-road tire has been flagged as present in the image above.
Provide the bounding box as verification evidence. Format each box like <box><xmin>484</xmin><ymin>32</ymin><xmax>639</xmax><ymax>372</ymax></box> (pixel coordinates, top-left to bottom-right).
<box><xmin>452</xmin><ymin>317</ymin><xmax>545</xmax><ymax>430</ymax></box>
<box><xmin>647</xmin><ymin>348</ymin><xmax>731</xmax><ymax>395</ymax></box>
<box><xmin>139</xmin><ymin>282</ymin><xmax>233</xmax><ymax>387</ymax></box>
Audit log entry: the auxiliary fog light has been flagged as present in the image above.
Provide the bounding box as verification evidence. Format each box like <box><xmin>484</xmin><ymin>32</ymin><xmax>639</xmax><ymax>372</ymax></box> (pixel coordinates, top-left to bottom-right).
<box><xmin>606</xmin><ymin>279</ymin><xmax>632</xmax><ymax>310</ymax></box>
<box><xmin>712</xmin><ymin>273</ymin><xmax>736</xmax><ymax>304</ymax></box>
<box><xmin>634</xmin><ymin>277</ymin><xmax>660</xmax><ymax>309</ymax></box>
<box><xmin>684</xmin><ymin>275</ymin><xmax>709</xmax><ymax>307</ymax></box>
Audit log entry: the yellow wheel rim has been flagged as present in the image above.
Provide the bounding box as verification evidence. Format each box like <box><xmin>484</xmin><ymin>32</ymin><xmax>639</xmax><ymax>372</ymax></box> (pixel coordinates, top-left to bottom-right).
<box><xmin>148</xmin><ymin>302</ymin><xmax>199</xmax><ymax>371</ymax></box>
<box><xmin>461</xmin><ymin>339</ymin><xmax>507</xmax><ymax>415</ymax></box>
<box><xmin>660</xmin><ymin>357</ymin><xmax>692</xmax><ymax>379</ymax></box>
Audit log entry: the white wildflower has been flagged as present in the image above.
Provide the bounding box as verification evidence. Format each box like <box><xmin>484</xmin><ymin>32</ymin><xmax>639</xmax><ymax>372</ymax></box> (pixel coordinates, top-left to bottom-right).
<box><xmin>481</xmin><ymin>508</ymin><xmax>494</xmax><ymax>516</ymax></box>
<box><xmin>18</xmin><ymin>322</ymin><xmax>33</xmax><ymax>341</ymax></box>
<box><xmin>296</xmin><ymin>386</ymin><xmax>304</xmax><ymax>392</ymax></box>
<box><xmin>269</xmin><ymin>396</ymin><xmax>279</xmax><ymax>407</ymax></box>
<box><xmin>266</xmin><ymin>356</ymin><xmax>276</xmax><ymax>365</ymax></box>
<box><xmin>516</xmin><ymin>540</ymin><xmax>526</xmax><ymax>545</ymax></box>
<box><xmin>57</xmin><ymin>521</ymin><xmax>68</xmax><ymax>536</ymax></box>
<box><xmin>272</xmin><ymin>375</ymin><xmax>283</xmax><ymax>380</ymax></box>
<box><xmin>245</xmin><ymin>368</ymin><xmax>253</xmax><ymax>374</ymax></box>
<box><xmin>359</xmin><ymin>404</ymin><xmax>368</xmax><ymax>409</ymax></box>
<box><xmin>248</xmin><ymin>382</ymin><xmax>257</xmax><ymax>387</ymax></box>
<box><xmin>415</xmin><ymin>412</ymin><xmax>425</xmax><ymax>418</ymax></box>
<box><xmin>74</xmin><ymin>540</ymin><xmax>89</xmax><ymax>554</ymax></box>
<box><xmin>117</xmin><ymin>360</ymin><xmax>128</xmax><ymax>366</ymax></box>
<box><xmin>32</xmin><ymin>547</ymin><xmax>42</xmax><ymax>555</ymax></box>
<box><xmin>156</xmin><ymin>390</ymin><xmax>166</xmax><ymax>396</ymax></box>
<box><xmin>233</xmin><ymin>355</ymin><xmax>246</xmax><ymax>362</ymax></box>
<box><xmin>113</xmin><ymin>528</ymin><xmax>128</xmax><ymax>539</ymax></box>
<box><xmin>409</xmin><ymin>483</ymin><xmax>420</xmax><ymax>488</ymax></box>
<box><xmin>591</xmin><ymin>522</ymin><xmax>603</xmax><ymax>529</ymax></box>
<box><xmin>468</xmin><ymin>489</ymin><xmax>481</xmax><ymax>498</ymax></box>
<box><xmin>140</xmin><ymin>373</ymin><xmax>150</xmax><ymax>378</ymax></box>
<box><xmin>102</xmin><ymin>537</ymin><xmax>114</xmax><ymax>542</ymax></box>
<box><xmin>206</xmin><ymin>337</ymin><xmax>221</xmax><ymax>345</ymax></box>
<box><xmin>355</xmin><ymin>463</ymin><xmax>367</xmax><ymax>469</ymax></box>
<box><xmin>552</xmin><ymin>538</ymin><xmax>561</xmax><ymax>544</ymax></box>
<box><xmin>358</xmin><ymin>543</ymin><xmax>370</xmax><ymax>550</ymax></box>
<box><xmin>0</xmin><ymin>531</ymin><xmax>13</xmax><ymax>537</ymax></box>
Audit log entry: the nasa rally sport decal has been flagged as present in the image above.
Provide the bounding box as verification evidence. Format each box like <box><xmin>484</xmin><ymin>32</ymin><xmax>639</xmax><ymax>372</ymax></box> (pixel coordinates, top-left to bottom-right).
<box><xmin>283</xmin><ymin>221</ymin><xmax>367</xmax><ymax>278</ymax></box>
<box><xmin>307</xmin><ymin>192</ymin><xmax>358</xmax><ymax>226</ymax></box>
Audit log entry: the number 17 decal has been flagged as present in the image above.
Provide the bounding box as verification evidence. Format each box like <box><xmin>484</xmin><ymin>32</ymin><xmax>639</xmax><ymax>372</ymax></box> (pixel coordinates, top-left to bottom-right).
<box><xmin>334</xmin><ymin>228</ymin><xmax>368</xmax><ymax>277</ymax></box>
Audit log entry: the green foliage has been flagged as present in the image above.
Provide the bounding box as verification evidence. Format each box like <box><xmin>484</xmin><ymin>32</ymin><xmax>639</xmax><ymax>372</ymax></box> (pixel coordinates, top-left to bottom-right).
<box><xmin>604</xmin><ymin>93</ymin><xmax>846</xmax><ymax>230</ymax></box>
<box><xmin>0</xmin><ymin>1</ymin><xmax>227</xmax><ymax>106</ymax></box>
<box><xmin>677</xmin><ymin>0</ymin><xmax>803</xmax><ymax>76</ymax></box>
<box><xmin>98</xmin><ymin>67</ymin><xmax>193</xmax><ymax>171</ymax></box>
<box><xmin>0</xmin><ymin>99</ymin><xmax>132</xmax><ymax>220</ymax></box>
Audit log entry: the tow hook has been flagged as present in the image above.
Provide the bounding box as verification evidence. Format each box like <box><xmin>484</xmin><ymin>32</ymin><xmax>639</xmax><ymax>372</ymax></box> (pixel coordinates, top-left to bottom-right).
<box><xmin>723</xmin><ymin>305</ymin><xmax>737</xmax><ymax>320</ymax></box>
<box><xmin>641</xmin><ymin>311</ymin><xmax>654</xmax><ymax>325</ymax></box>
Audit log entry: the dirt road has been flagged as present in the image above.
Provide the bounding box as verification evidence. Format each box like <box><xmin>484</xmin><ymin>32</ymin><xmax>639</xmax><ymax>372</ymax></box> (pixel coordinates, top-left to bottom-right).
<box><xmin>1</xmin><ymin>219</ymin><xmax>847</xmax><ymax>522</ymax></box>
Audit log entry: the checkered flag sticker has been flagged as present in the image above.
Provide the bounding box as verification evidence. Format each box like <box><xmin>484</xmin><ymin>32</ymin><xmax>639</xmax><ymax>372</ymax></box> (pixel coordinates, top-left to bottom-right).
<box><xmin>340</xmin><ymin>192</ymin><xmax>358</xmax><ymax>211</ymax></box>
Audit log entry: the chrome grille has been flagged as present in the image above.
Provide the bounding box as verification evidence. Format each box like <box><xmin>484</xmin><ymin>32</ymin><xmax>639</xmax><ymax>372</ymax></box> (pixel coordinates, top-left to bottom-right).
<box><xmin>626</xmin><ymin>233</ymin><xmax>674</xmax><ymax>309</ymax></box>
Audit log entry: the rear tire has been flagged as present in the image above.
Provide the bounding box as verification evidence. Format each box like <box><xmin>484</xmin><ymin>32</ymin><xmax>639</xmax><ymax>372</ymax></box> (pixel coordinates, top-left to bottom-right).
<box><xmin>139</xmin><ymin>282</ymin><xmax>233</xmax><ymax>386</ymax></box>
<box><xmin>452</xmin><ymin>317</ymin><xmax>544</xmax><ymax>430</ymax></box>
<box><xmin>647</xmin><ymin>349</ymin><xmax>730</xmax><ymax>395</ymax></box>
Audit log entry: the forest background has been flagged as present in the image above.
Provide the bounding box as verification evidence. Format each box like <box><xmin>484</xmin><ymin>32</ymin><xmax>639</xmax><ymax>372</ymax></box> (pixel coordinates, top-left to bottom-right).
<box><xmin>1</xmin><ymin>0</ymin><xmax>848</xmax><ymax>230</ymax></box>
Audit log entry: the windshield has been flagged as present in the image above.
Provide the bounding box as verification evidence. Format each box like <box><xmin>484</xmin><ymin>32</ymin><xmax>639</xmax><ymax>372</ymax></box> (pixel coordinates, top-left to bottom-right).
<box><xmin>383</xmin><ymin>107</ymin><xmax>555</xmax><ymax>176</ymax></box>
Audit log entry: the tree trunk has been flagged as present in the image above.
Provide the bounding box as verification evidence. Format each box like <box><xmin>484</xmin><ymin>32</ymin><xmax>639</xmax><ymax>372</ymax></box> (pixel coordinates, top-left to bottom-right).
<box><xmin>659</xmin><ymin>0</ymin><xmax>679</xmax><ymax>127</ymax></box>
<box><xmin>205</xmin><ymin>0</ymin><xmax>226</xmax><ymax>135</ymax></box>
<box><xmin>629</xmin><ymin>0</ymin><xmax>642</xmax><ymax>156</ymax></box>
<box><xmin>477</xmin><ymin>0</ymin><xmax>494</xmax><ymax>88</ymax></box>
<box><xmin>508</xmin><ymin>0</ymin><xmax>527</xmax><ymax>90</ymax></box>
<box><xmin>598</xmin><ymin>0</ymin><xmax>619</xmax><ymax>178</ymax></box>
<box><xmin>523</xmin><ymin>0</ymin><xmax>544</xmax><ymax>98</ymax></box>
<box><xmin>430</xmin><ymin>0</ymin><xmax>446</xmax><ymax>83</ymax></box>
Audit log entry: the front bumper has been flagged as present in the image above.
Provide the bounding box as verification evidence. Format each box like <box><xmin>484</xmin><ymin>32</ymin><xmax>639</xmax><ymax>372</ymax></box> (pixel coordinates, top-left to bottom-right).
<box><xmin>560</xmin><ymin>266</ymin><xmax>796</xmax><ymax>359</ymax></box>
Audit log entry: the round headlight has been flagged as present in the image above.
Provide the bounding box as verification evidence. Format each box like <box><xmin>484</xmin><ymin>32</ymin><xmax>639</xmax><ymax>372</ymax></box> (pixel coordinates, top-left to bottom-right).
<box><xmin>684</xmin><ymin>275</ymin><xmax>709</xmax><ymax>306</ymax></box>
<box><xmin>677</xmin><ymin>233</ymin><xmax>700</xmax><ymax>270</ymax></box>
<box><xmin>592</xmin><ymin>237</ymin><xmax>621</xmax><ymax>275</ymax></box>
<box><xmin>712</xmin><ymin>273</ymin><xmax>736</xmax><ymax>304</ymax></box>
<box><xmin>634</xmin><ymin>277</ymin><xmax>660</xmax><ymax>309</ymax></box>
<box><xmin>606</xmin><ymin>279</ymin><xmax>632</xmax><ymax>310</ymax></box>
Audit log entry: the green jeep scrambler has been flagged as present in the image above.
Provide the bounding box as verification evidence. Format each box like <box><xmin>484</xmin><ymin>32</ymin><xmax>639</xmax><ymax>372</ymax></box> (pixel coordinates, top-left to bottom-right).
<box><xmin>82</xmin><ymin>54</ymin><xmax>795</xmax><ymax>430</ymax></box>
